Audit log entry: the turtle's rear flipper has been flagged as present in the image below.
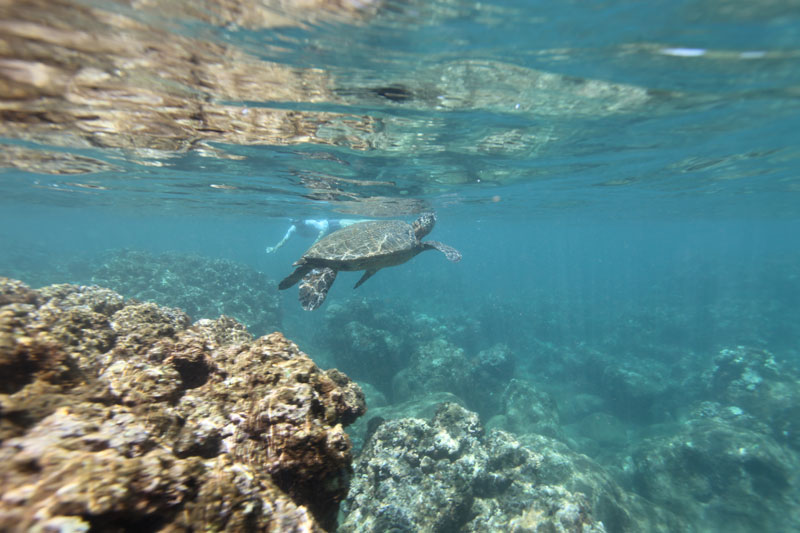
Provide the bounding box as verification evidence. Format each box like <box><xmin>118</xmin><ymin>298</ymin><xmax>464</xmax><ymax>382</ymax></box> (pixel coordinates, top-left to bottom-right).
<box><xmin>299</xmin><ymin>268</ymin><xmax>337</xmax><ymax>311</ymax></box>
<box><xmin>424</xmin><ymin>240</ymin><xmax>462</xmax><ymax>262</ymax></box>
<box><xmin>354</xmin><ymin>269</ymin><xmax>378</xmax><ymax>289</ymax></box>
<box><xmin>279</xmin><ymin>265</ymin><xmax>312</xmax><ymax>290</ymax></box>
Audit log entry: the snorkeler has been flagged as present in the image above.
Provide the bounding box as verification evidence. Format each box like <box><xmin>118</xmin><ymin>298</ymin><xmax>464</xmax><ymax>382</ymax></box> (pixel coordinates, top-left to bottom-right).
<box><xmin>266</xmin><ymin>218</ymin><xmax>368</xmax><ymax>253</ymax></box>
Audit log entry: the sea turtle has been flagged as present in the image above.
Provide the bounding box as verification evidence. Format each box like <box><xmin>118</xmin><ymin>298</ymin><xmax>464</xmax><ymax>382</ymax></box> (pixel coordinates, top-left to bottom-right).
<box><xmin>278</xmin><ymin>213</ymin><xmax>461</xmax><ymax>311</ymax></box>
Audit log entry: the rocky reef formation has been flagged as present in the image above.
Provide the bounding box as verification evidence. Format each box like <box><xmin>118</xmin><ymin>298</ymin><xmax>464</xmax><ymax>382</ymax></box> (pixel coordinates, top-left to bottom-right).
<box><xmin>320</xmin><ymin>297</ymin><xmax>499</xmax><ymax>405</ymax></box>
<box><xmin>466</xmin><ymin>343</ymin><xmax>516</xmax><ymax>417</ymax></box>
<box><xmin>309</xmin><ymin>294</ymin><xmax>800</xmax><ymax>531</ymax></box>
<box><xmin>614</xmin><ymin>346</ymin><xmax>800</xmax><ymax>532</ymax></box>
<box><xmin>629</xmin><ymin>401</ymin><xmax>800</xmax><ymax>532</ymax></box>
<box><xmin>392</xmin><ymin>338</ymin><xmax>470</xmax><ymax>402</ymax></box>
<box><xmin>341</xmin><ymin>403</ymin><xmax>602</xmax><ymax>532</ymax></box>
<box><xmin>342</xmin><ymin>402</ymin><xmax>679</xmax><ymax>532</ymax></box>
<box><xmin>0</xmin><ymin>249</ymin><xmax>282</xmax><ymax>338</ymax></box>
<box><xmin>706</xmin><ymin>346</ymin><xmax>800</xmax><ymax>451</ymax></box>
<box><xmin>486</xmin><ymin>379</ymin><xmax>565</xmax><ymax>441</ymax></box>
<box><xmin>513</xmin><ymin>341</ymin><xmax>685</xmax><ymax>427</ymax></box>
<box><xmin>321</xmin><ymin>299</ymin><xmax>413</xmax><ymax>392</ymax></box>
<box><xmin>0</xmin><ymin>277</ymin><xmax>365</xmax><ymax>531</ymax></box>
<box><xmin>347</xmin><ymin>391</ymin><xmax>467</xmax><ymax>452</ymax></box>
<box><xmin>90</xmin><ymin>249</ymin><xmax>281</xmax><ymax>337</ymax></box>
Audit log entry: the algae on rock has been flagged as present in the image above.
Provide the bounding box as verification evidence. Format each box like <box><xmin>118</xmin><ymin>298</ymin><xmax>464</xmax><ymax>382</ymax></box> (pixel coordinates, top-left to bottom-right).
<box><xmin>0</xmin><ymin>277</ymin><xmax>365</xmax><ymax>532</ymax></box>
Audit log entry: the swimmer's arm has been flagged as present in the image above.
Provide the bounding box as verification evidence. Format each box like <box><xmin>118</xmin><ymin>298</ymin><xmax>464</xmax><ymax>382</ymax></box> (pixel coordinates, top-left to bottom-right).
<box><xmin>266</xmin><ymin>224</ymin><xmax>296</xmax><ymax>253</ymax></box>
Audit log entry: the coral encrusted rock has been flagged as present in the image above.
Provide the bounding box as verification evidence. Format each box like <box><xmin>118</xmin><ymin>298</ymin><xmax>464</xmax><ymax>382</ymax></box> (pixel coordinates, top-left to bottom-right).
<box><xmin>0</xmin><ymin>277</ymin><xmax>365</xmax><ymax>532</ymax></box>
<box><xmin>392</xmin><ymin>338</ymin><xmax>471</xmax><ymax>402</ymax></box>
<box><xmin>90</xmin><ymin>249</ymin><xmax>282</xmax><ymax>337</ymax></box>
<box><xmin>707</xmin><ymin>346</ymin><xmax>800</xmax><ymax>451</ymax></box>
<box><xmin>343</xmin><ymin>401</ymin><xmax>687</xmax><ymax>532</ymax></box>
<box><xmin>340</xmin><ymin>402</ymin><xmax>608</xmax><ymax>533</ymax></box>
<box><xmin>629</xmin><ymin>401</ymin><xmax>800</xmax><ymax>532</ymax></box>
<box><xmin>486</xmin><ymin>379</ymin><xmax>565</xmax><ymax>441</ymax></box>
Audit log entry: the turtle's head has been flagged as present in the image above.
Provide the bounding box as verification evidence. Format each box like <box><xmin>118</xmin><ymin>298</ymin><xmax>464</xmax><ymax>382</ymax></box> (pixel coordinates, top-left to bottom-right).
<box><xmin>413</xmin><ymin>212</ymin><xmax>436</xmax><ymax>239</ymax></box>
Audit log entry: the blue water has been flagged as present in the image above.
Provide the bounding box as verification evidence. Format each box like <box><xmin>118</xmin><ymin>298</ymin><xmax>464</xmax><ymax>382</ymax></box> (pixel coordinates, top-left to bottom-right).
<box><xmin>1</xmin><ymin>0</ymin><xmax>800</xmax><ymax>531</ymax></box>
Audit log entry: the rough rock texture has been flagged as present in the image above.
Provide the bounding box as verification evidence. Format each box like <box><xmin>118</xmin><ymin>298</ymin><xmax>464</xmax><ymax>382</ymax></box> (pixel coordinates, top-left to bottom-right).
<box><xmin>486</xmin><ymin>379</ymin><xmax>566</xmax><ymax>442</ymax></box>
<box><xmin>347</xmin><ymin>391</ymin><xmax>467</xmax><ymax>452</ymax></box>
<box><xmin>0</xmin><ymin>277</ymin><xmax>365</xmax><ymax>532</ymax></box>
<box><xmin>340</xmin><ymin>402</ymin><xmax>674</xmax><ymax>533</ymax></box>
<box><xmin>629</xmin><ymin>401</ymin><xmax>800</xmax><ymax>532</ymax></box>
<box><xmin>599</xmin><ymin>361</ymin><xmax>676</xmax><ymax>422</ymax></box>
<box><xmin>320</xmin><ymin>298</ymin><xmax>483</xmax><ymax>396</ymax></box>
<box><xmin>612</xmin><ymin>347</ymin><xmax>800</xmax><ymax>532</ymax></box>
<box><xmin>707</xmin><ymin>346</ymin><xmax>800</xmax><ymax>451</ymax></box>
<box><xmin>518</xmin><ymin>433</ymin><xmax>686</xmax><ymax>533</ymax></box>
<box><xmin>321</xmin><ymin>299</ymin><xmax>412</xmax><ymax>392</ymax></box>
<box><xmin>91</xmin><ymin>249</ymin><xmax>282</xmax><ymax>337</ymax></box>
<box><xmin>563</xmin><ymin>411</ymin><xmax>630</xmax><ymax>458</ymax></box>
<box><xmin>392</xmin><ymin>338</ymin><xmax>471</xmax><ymax>402</ymax></box>
<box><xmin>514</xmin><ymin>341</ymin><xmax>690</xmax><ymax>428</ymax></box>
<box><xmin>466</xmin><ymin>343</ymin><xmax>515</xmax><ymax>418</ymax></box>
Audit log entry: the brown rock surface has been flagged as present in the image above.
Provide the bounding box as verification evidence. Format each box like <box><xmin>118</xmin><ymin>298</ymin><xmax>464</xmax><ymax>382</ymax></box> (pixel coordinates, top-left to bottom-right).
<box><xmin>0</xmin><ymin>277</ymin><xmax>365</xmax><ymax>531</ymax></box>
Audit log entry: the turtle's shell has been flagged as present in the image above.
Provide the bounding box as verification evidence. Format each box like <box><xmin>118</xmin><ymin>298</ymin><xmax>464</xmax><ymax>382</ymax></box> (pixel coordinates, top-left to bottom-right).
<box><xmin>302</xmin><ymin>220</ymin><xmax>416</xmax><ymax>263</ymax></box>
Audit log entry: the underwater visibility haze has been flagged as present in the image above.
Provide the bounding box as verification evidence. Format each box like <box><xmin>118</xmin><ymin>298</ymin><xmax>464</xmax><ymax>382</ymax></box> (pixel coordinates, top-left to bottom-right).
<box><xmin>1</xmin><ymin>0</ymin><xmax>799</xmax><ymax>531</ymax></box>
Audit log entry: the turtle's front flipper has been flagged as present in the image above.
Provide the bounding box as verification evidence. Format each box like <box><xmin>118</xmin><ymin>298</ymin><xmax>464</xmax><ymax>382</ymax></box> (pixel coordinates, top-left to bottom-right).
<box><xmin>354</xmin><ymin>268</ymin><xmax>378</xmax><ymax>289</ymax></box>
<box><xmin>299</xmin><ymin>268</ymin><xmax>338</xmax><ymax>311</ymax></box>
<box><xmin>278</xmin><ymin>265</ymin><xmax>312</xmax><ymax>290</ymax></box>
<box><xmin>424</xmin><ymin>241</ymin><xmax>462</xmax><ymax>262</ymax></box>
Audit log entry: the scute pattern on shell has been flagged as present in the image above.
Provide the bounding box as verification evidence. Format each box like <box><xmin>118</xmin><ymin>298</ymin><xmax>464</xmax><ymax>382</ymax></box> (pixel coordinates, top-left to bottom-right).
<box><xmin>304</xmin><ymin>220</ymin><xmax>417</xmax><ymax>262</ymax></box>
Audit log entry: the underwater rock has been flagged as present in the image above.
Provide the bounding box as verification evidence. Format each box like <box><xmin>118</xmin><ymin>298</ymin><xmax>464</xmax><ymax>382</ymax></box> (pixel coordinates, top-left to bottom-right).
<box><xmin>319</xmin><ymin>297</ymin><xmax>486</xmax><ymax>401</ymax></box>
<box><xmin>599</xmin><ymin>360</ymin><xmax>676</xmax><ymax>423</ymax></box>
<box><xmin>0</xmin><ymin>277</ymin><xmax>365</xmax><ymax>531</ymax></box>
<box><xmin>485</xmin><ymin>379</ymin><xmax>566</xmax><ymax>442</ymax></box>
<box><xmin>408</xmin><ymin>310</ymin><xmax>474</xmax><ymax>345</ymax></box>
<box><xmin>321</xmin><ymin>299</ymin><xmax>411</xmax><ymax>392</ymax></box>
<box><xmin>342</xmin><ymin>402</ymin><xmax>673</xmax><ymax>532</ymax></box>
<box><xmin>629</xmin><ymin>401</ymin><xmax>800</xmax><ymax>532</ymax></box>
<box><xmin>392</xmin><ymin>338</ymin><xmax>471</xmax><ymax>402</ymax></box>
<box><xmin>515</xmin><ymin>433</ymin><xmax>683</xmax><ymax>533</ymax></box>
<box><xmin>559</xmin><ymin>392</ymin><xmax>607</xmax><ymax>425</ymax></box>
<box><xmin>707</xmin><ymin>345</ymin><xmax>800</xmax><ymax>451</ymax></box>
<box><xmin>536</xmin><ymin>344</ymin><xmax>680</xmax><ymax>425</ymax></box>
<box><xmin>345</xmin><ymin>321</ymin><xmax>404</xmax><ymax>388</ymax></box>
<box><xmin>0</xmin><ymin>278</ymin><xmax>39</xmax><ymax>307</ymax></box>
<box><xmin>465</xmin><ymin>343</ymin><xmax>515</xmax><ymax>419</ymax></box>
<box><xmin>90</xmin><ymin>249</ymin><xmax>281</xmax><ymax>337</ymax></box>
<box><xmin>348</xmin><ymin>391</ymin><xmax>466</xmax><ymax>452</ymax></box>
<box><xmin>356</xmin><ymin>381</ymin><xmax>388</xmax><ymax>410</ymax></box>
<box><xmin>563</xmin><ymin>412</ymin><xmax>631</xmax><ymax>457</ymax></box>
